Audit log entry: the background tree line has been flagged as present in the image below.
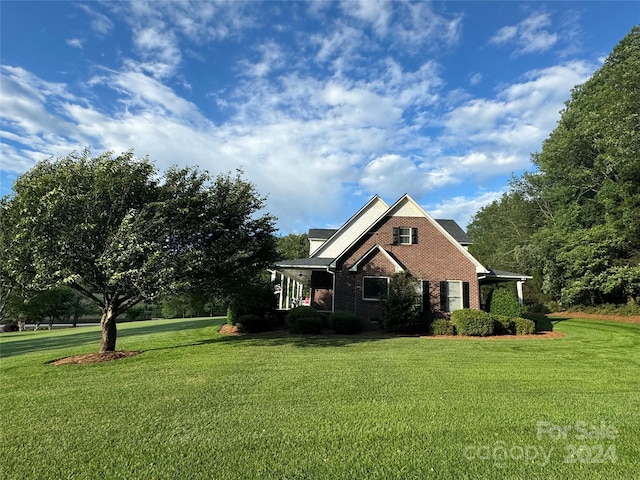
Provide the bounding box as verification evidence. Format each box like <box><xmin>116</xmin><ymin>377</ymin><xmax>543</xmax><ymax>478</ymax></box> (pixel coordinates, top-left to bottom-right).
<box><xmin>468</xmin><ymin>26</ymin><xmax>640</xmax><ymax>310</ymax></box>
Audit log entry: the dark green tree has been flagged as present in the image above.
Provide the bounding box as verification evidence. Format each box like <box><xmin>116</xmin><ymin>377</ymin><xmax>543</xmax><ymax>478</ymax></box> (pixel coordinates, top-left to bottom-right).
<box><xmin>1</xmin><ymin>150</ymin><xmax>278</xmax><ymax>352</ymax></box>
<box><xmin>277</xmin><ymin>233</ymin><xmax>310</xmax><ymax>260</ymax></box>
<box><xmin>530</xmin><ymin>26</ymin><xmax>640</xmax><ymax>305</ymax></box>
<box><xmin>381</xmin><ymin>271</ymin><xmax>422</xmax><ymax>333</ymax></box>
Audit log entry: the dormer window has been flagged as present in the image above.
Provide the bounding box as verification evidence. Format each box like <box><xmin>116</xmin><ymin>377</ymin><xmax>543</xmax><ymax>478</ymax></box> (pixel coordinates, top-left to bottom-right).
<box><xmin>393</xmin><ymin>227</ymin><xmax>418</xmax><ymax>245</ymax></box>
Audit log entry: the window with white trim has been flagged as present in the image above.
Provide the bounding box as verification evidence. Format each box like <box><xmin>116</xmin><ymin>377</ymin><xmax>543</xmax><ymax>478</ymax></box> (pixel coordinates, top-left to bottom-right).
<box><xmin>393</xmin><ymin>227</ymin><xmax>418</xmax><ymax>245</ymax></box>
<box><xmin>363</xmin><ymin>276</ymin><xmax>389</xmax><ymax>301</ymax></box>
<box><xmin>440</xmin><ymin>280</ymin><xmax>470</xmax><ymax>312</ymax></box>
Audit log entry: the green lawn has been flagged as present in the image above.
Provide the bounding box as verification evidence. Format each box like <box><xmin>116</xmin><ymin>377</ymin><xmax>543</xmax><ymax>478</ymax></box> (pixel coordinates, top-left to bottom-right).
<box><xmin>1</xmin><ymin>317</ymin><xmax>639</xmax><ymax>479</ymax></box>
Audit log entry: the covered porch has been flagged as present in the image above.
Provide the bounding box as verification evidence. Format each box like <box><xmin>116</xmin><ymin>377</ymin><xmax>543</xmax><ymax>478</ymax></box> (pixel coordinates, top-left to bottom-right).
<box><xmin>271</xmin><ymin>258</ymin><xmax>334</xmax><ymax>311</ymax></box>
<box><xmin>477</xmin><ymin>268</ymin><xmax>533</xmax><ymax>307</ymax></box>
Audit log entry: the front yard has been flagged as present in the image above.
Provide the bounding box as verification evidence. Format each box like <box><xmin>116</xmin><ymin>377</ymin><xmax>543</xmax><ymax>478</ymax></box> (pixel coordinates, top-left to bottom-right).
<box><xmin>1</xmin><ymin>316</ymin><xmax>638</xmax><ymax>479</ymax></box>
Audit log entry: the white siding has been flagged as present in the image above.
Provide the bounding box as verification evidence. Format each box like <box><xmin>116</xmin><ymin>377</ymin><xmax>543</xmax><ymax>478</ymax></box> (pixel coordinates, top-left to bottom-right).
<box><xmin>312</xmin><ymin>197</ymin><xmax>389</xmax><ymax>259</ymax></box>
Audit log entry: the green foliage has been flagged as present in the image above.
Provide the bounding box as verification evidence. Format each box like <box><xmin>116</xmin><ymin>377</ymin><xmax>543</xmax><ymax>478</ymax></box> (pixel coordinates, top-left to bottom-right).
<box><xmin>429</xmin><ymin>318</ymin><xmax>456</xmax><ymax>336</ymax></box>
<box><xmin>468</xmin><ymin>27</ymin><xmax>640</xmax><ymax>308</ymax></box>
<box><xmin>492</xmin><ymin>315</ymin><xmax>516</xmax><ymax>335</ymax></box>
<box><xmin>513</xmin><ymin>317</ymin><xmax>536</xmax><ymax>335</ymax></box>
<box><xmin>329</xmin><ymin>310</ymin><xmax>362</xmax><ymax>334</ymax></box>
<box><xmin>451</xmin><ymin>309</ymin><xmax>495</xmax><ymax>336</ymax></box>
<box><xmin>0</xmin><ymin>150</ymin><xmax>278</xmax><ymax>351</ymax></box>
<box><xmin>489</xmin><ymin>287</ymin><xmax>524</xmax><ymax>318</ymax></box>
<box><xmin>286</xmin><ymin>306</ymin><xmax>323</xmax><ymax>334</ymax></box>
<box><xmin>277</xmin><ymin>233</ymin><xmax>310</xmax><ymax>260</ymax></box>
<box><xmin>227</xmin><ymin>276</ymin><xmax>277</xmax><ymax>326</ymax></box>
<box><xmin>381</xmin><ymin>272</ymin><xmax>423</xmax><ymax>333</ymax></box>
<box><xmin>236</xmin><ymin>314</ymin><xmax>270</xmax><ymax>333</ymax></box>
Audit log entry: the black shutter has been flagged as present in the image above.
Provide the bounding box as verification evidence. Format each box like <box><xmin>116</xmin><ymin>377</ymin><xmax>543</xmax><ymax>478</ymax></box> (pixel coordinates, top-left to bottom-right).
<box><xmin>392</xmin><ymin>227</ymin><xmax>399</xmax><ymax>245</ymax></box>
<box><xmin>439</xmin><ymin>281</ymin><xmax>447</xmax><ymax>311</ymax></box>
<box><xmin>422</xmin><ymin>281</ymin><xmax>430</xmax><ymax>313</ymax></box>
<box><xmin>411</xmin><ymin>227</ymin><xmax>418</xmax><ymax>244</ymax></box>
<box><xmin>463</xmin><ymin>282</ymin><xmax>470</xmax><ymax>309</ymax></box>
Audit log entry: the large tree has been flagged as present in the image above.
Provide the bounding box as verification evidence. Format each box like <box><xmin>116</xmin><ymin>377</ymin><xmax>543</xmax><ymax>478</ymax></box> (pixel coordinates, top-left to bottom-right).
<box><xmin>1</xmin><ymin>150</ymin><xmax>277</xmax><ymax>351</ymax></box>
<box><xmin>468</xmin><ymin>27</ymin><xmax>640</xmax><ymax>307</ymax></box>
<box><xmin>530</xmin><ymin>26</ymin><xmax>640</xmax><ymax>305</ymax></box>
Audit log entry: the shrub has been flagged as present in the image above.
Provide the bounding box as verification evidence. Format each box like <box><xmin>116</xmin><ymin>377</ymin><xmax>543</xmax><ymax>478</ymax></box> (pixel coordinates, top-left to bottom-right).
<box><xmin>286</xmin><ymin>306</ymin><xmax>323</xmax><ymax>334</ymax></box>
<box><xmin>329</xmin><ymin>311</ymin><xmax>362</xmax><ymax>334</ymax></box>
<box><xmin>493</xmin><ymin>314</ymin><xmax>516</xmax><ymax>335</ymax></box>
<box><xmin>2</xmin><ymin>322</ymin><xmax>19</xmax><ymax>333</ymax></box>
<box><xmin>451</xmin><ymin>309</ymin><xmax>495</xmax><ymax>336</ymax></box>
<box><xmin>514</xmin><ymin>317</ymin><xmax>535</xmax><ymax>335</ymax></box>
<box><xmin>429</xmin><ymin>318</ymin><xmax>455</xmax><ymax>336</ymax></box>
<box><xmin>489</xmin><ymin>287</ymin><xmax>524</xmax><ymax>318</ymax></box>
<box><xmin>236</xmin><ymin>314</ymin><xmax>270</xmax><ymax>333</ymax></box>
<box><xmin>381</xmin><ymin>272</ymin><xmax>423</xmax><ymax>334</ymax></box>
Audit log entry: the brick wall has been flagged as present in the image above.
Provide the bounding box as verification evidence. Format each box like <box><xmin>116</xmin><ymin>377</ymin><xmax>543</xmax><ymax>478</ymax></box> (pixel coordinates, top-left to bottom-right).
<box><xmin>334</xmin><ymin>216</ymin><xmax>480</xmax><ymax>327</ymax></box>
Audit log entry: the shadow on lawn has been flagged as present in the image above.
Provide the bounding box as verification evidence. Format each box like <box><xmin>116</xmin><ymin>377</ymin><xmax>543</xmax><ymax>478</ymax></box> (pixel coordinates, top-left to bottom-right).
<box><xmin>0</xmin><ymin>318</ymin><xmax>215</xmax><ymax>358</ymax></box>
<box><xmin>195</xmin><ymin>330</ymin><xmax>395</xmax><ymax>349</ymax></box>
<box><xmin>528</xmin><ymin>314</ymin><xmax>568</xmax><ymax>332</ymax></box>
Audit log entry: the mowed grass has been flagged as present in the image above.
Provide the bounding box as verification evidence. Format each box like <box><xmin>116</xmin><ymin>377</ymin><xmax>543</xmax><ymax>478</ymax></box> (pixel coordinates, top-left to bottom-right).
<box><xmin>1</xmin><ymin>317</ymin><xmax>639</xmax><ymax>479</ymax></box>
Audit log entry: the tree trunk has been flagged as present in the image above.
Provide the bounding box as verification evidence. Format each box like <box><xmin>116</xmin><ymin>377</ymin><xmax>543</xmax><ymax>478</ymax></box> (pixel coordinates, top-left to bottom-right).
<box><xmin>100</xmin><ymin>307</ymin><xmax>118</xmax><ymax>353</ymax></box>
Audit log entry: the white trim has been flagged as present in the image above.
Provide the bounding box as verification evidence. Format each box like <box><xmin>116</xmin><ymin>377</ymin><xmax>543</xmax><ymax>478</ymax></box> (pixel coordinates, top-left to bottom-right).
<box><xmin>349</xmin><ymin>244</ymin><xmax>404</xmax><ymax>273</ymax></box>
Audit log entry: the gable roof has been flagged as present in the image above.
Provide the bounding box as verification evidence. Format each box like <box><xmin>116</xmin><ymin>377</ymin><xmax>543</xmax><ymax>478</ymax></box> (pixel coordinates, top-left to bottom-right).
<box><xmin>348</xmin><ymin>244</ymin><xmax>405</xmax><ymax>273</ymax></box>
<box><xmin>435</xmin><ymin>219</ymin><xmax>473</xmax><ymax>245</ymax></box>
<box><xmin>310</xmin><ymin>195</ymin><xmax>389</xmax><ymax>259</ymax></box>
<box><xmin>329</xmin><ymin>194</ymin><xmax>489</xmax><ymax>274</ymax></box>
<box><xmin>308</xmin><ymin>228</ymin><xmax>338</xmax><ymax>240</ymax></box>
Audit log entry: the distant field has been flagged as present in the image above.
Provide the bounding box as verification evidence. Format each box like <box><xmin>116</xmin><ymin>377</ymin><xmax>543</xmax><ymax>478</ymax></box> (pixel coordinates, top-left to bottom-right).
<box><xmin>1</xmin><ymin>316</ymin><xmax>639</xmax><ymax>479</ymax></box>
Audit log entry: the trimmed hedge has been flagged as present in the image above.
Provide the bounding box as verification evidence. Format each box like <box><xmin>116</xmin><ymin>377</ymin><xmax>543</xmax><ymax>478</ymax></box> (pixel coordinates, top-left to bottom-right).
<box><xmin>429</xmin><ymin>319</ymin><xmax>456</xmax><ymax>336</ymax></box>
<box><xmin>514</xmin><ymin>317</ymin><xmax>535</xmax><ymax>335</ymax></box>
<box><xmin>237</xmin><ymin>314</ymin><xmax>270</xmax><ymax>333</ymax></box>
<box><xmin>493</xmin><ymin>315</ymin><xmax>516</xmax><ymax>335</ymax></box>
<box><xmin>451</xmin><ymin>309</ymin><xmax>495</xmax><ymax>336</ymax></box>
<box><xmin>287</xmin><ymin>306</ymin><xmax>323</xmax><ymax>334</ymax></box>
<box><xmin>329</xmin><ymin>311</ymin><xmax>362</xmax><ymax>334</ymax></box>
<box><xmin>489</xmin><ymin>287</ymin><xmax>524</xmax><ymax>318</ymax></box>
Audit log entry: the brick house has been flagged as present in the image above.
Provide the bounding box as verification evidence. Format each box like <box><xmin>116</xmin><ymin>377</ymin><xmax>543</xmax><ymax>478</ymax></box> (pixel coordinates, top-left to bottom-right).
<box><xmin>273</xmin><ymin>194</ymin><xmax>530</xmax><ymax>328</ymax></box>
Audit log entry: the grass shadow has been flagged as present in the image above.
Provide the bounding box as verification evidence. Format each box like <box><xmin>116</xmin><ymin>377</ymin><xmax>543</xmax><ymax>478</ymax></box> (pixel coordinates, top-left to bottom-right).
<box><xmin>526</xmin><ymin>314</ymin><xmax>571</xmax><ymax>332</ymax></box>
<box><xmin>0</xmin><ymin>318</ymin><xmax>218</xmax><ymax>359</ymax></box>
<box><xmin>201</xmin><ymin>329</ymin><xmax>395</xmax><ymax>348</ymax></box>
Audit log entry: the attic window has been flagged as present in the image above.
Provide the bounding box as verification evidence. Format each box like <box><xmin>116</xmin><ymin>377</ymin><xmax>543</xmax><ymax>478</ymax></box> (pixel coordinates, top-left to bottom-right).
<box><xmin>393</xmin><ymin>227</ymin><xmax>418</xmax><ymax>245</ymax></box>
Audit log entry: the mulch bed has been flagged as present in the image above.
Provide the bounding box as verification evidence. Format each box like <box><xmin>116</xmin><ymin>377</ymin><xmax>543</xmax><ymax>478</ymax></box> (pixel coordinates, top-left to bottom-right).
<box><xmin>50</xmin><ymin>351</ymin><xmax>141</xmax><ymax>366</ymax></box>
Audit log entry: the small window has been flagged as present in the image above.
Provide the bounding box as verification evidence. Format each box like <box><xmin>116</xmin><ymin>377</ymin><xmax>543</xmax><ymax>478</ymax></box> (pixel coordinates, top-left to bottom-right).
<box><xmin>393</xmin><ymin>227</ymin><xmax>418</xmax><ymax>245</ymax></box>
<box><xmin>363</xmin><ymin>277</ymin><xmax>389</xmax><ymax>301</ymax></box>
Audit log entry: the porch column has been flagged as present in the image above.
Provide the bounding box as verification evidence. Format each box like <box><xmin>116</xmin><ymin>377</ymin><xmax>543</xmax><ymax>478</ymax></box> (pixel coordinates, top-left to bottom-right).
<box><xmin>516</xmin><ymin>280</ymin><xmax>524</xmax><ymax>306</ymax></box>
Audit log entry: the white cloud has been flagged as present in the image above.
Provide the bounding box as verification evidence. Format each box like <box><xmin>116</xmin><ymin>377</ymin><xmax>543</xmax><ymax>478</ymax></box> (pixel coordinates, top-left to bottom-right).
<box><xmin>340</xmin><ymin>0</ymin><xmax>391</xmax><ymax>37</ymax></box>
<box><xmin>427</xmin><ymin>191</ymin><xmax>505</xmax><ymax>229</ymax></box>
<box><xmin>77</xmin><ymin>4</ymin><xmax>114</xmax><ymax>36</ymax></box>
<box><xmin>490</xmin><ymin>12</ymin><xmax>558</xmax><ymax>55</ymax></box>
<box><xmin>66</xmin><ymin>38</ymin><xmax>84</xmax><ymax>49</ymax></box>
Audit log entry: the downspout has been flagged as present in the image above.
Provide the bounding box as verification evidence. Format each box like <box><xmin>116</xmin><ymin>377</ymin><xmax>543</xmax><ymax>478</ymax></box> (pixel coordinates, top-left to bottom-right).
<box><xmin>328</xmin><ymin>267</ymin><xmax>336</xmax><ymax>313</ymax></box>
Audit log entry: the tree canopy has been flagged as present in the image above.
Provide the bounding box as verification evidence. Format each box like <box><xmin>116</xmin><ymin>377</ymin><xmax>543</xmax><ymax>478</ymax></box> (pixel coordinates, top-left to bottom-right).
<box><xmin>1</xmin><ymin>150</ymin><xmax>278</xmax><ymax>351</ymax></box>
<box><xmin>468</xmin><ymin>26</ymin><xmax>640</xmax><ymax>307</ymax></box>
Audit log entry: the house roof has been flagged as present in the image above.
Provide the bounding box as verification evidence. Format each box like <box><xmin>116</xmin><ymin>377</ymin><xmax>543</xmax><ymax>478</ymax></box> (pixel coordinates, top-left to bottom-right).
<box><xmin>435</xmin><ymin>219</ymin><xmax>473</xmax><ymax>245</ymax></box>
<box><xmin>348</xmin><ymin>244</ymin><xmax>405</xmax><ymax>273</ymax></box>
<box><xmin>478</xmin><ymin>269</ymin><xmax>532</xmax><ymax>282</ymax></box>
<box><xmin>308</xmin><ymin>228</ymin><xmax>338</xmax><ymax>240</ymax></box>
<box><xmin>310</xmin><ymin>195</ymin><xmax>390</xmax><ymax>259</ymax></box>
<box><xmin>274</xmin><ymin>257</ymin><xmax>333</xmax><ymax>269</ymax></box>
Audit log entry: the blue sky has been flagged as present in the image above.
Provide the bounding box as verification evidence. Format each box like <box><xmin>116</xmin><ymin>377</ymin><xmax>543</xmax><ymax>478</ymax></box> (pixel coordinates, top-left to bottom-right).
<box><xmin>1</xmin><ymin>1</ymin><xmax>638</xmax><ymax>233</ymax></box>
